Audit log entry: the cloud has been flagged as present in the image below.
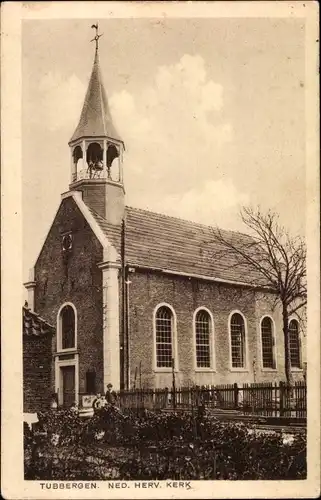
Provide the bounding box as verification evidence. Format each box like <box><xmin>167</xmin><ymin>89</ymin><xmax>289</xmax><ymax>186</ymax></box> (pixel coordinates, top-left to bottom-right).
<box><xmin>110</xmin><ymin>54</ymin><xmax>228</xmax><ymax>157</ymax></box>
<box><xmin>110</xmin><ymin>54</ymin><xmax>244</xmax><ymax>227</ymax></box>
<box><xmin>145</xmin><ymin>179</ymin><xmax>250</xmax><ymax>231</ymax></box>
<box><xmin>37</xmin><ymin>54</ymin><xmax>246</xmax><ymax>229</ymax></box>
<box><xmin>38</xmin><ymin>71</ymin><xmax>86</xmax><ymax>132</ymax></box>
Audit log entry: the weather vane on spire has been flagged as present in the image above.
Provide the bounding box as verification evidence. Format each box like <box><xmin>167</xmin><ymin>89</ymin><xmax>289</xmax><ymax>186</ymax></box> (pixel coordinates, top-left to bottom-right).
<box><xmin>91</xmin><ymin>23</ymin><xmax>103</xmax><ymax>51</ymax></box>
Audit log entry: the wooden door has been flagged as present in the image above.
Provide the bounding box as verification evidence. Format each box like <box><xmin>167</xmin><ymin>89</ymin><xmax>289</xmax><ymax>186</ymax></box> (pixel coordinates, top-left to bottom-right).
<box><xmin>61</xmin><ymin>366</ymin><xmax>75</xmax><ymax>408</ymax></box>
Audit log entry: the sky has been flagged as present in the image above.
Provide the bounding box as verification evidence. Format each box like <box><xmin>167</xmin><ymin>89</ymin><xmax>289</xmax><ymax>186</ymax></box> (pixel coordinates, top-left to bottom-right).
<box><xmin>22</xmin><ymin>17</ymin><xmax>306</xmax><ymax>280</ymax></box>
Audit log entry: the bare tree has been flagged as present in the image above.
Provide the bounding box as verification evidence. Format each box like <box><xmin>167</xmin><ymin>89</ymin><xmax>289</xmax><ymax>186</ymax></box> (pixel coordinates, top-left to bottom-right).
<box><xmin>208</xmin><ymin>207</ymin><xmax>306</xmax><ymax>385</ymax></box>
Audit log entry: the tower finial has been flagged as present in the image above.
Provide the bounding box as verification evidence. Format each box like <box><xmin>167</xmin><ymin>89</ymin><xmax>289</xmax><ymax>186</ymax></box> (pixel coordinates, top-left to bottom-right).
<box><xmin>90</xmin><ymin>23</ymin><xmax>103</xmax><ymax>52</ymax></box>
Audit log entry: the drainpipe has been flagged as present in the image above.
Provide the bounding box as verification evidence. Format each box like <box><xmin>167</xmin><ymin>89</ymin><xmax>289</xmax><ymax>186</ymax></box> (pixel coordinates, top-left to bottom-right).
<box><xmin>121</xmin><ymin>219</ymin><xmax>131</xmax><ymax>389</ymax></box>
<box><xmin>125</xmin><ymin>271</ymin><xmax>131</xmax><ymax>389</ymax></box>
<box><xmin>121</xmin><ymin>219</ymin><xmax>126</xmax><ymax>389</ymax></box>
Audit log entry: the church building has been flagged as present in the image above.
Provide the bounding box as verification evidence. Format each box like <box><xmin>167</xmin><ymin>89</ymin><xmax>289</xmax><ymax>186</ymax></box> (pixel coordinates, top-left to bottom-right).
<box><xmin>24</xmin><ymin>32</ymin><xmax>305</xmax><ymax>409</ymax></box>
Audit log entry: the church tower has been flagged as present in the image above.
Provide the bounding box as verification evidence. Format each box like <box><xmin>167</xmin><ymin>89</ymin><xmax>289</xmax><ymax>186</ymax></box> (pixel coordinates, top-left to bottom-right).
<box><xmin>68</xmin><ymin>25</ymin><xmax>125</xmax><ymax>226</ymax></box>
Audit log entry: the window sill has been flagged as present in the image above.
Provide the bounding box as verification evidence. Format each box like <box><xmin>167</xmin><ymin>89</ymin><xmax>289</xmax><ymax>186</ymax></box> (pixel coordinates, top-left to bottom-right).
<box><xmin>291</xmin><ymin>367</ymin><xmax>303</xmax><ymax>372</ymax></box>
<box><xmin>229</xmin><ymin>368</ymin><xmax>249</xmax><ymax>373</ymax></box>
<box><xmin>194</xmin><ymin>368</ymin><xmax>216</xmax><ymax>373</ymax></box>
<box><xmin>261</xmin><ymin>368</ymin><xmax>277</xmax><ymax>372</ymax></box>
<box><xmin>54</xmin><ymin>349</ymin><xmax>78</xmax><ymax>356</ymax></box>
<box><xmin>153</xmin><ymin>368</ymin><xmax>180</xmax><ymax>373</ymax></box>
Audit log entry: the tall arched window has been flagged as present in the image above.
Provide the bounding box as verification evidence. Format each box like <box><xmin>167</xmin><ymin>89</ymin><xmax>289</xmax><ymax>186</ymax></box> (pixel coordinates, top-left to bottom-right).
<box><xmin>59</xmin><ymin>305</ymin><xmax>76</xmax><ymax>350</ymax></box>
<box><xmin>289</xmin><ymin>319</ymin><xmax>301</xmax><ymax>368</ymax></box>
<box><xmin>230</xmin><ymin>313</ymin><xmax>246</xmax><ymax>368</ymax></box>
<box><xmin>195</xmin><ymin>309</ymin><xmax>212</xmax><ymax>368</ymax></box>
<box><xmin>155</xmin><ymin>306</ymin><xmax>174</xmax><ymax>368</ymax></box>
<box><xmin>261</xmin><ymin>316</ymin><xmax>275</xmax><ymax>369</ymax></box>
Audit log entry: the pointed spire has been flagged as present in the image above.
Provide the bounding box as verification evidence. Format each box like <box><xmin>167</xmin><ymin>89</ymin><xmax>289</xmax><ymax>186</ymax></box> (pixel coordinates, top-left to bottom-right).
<box><xmin>69</xmin><ymin>30</ymin><xmax>123</xmax><ymax>145</ymax></box>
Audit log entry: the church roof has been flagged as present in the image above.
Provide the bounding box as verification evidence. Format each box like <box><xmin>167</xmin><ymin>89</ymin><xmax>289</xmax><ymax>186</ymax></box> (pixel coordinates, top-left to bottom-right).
<box><xmin>23</xmin><ymin>306</ymin><xmax>55</xmax><ymax>337</ymax></box>
<box><xmin>89</xmin><ymin>206</ymin><xmax>264</xmax><ymax>286</ymax></box>
<box><xmin>69</xmin><ymin>49</ymin><xmax>123</xmax><ymax>144</ymax></box>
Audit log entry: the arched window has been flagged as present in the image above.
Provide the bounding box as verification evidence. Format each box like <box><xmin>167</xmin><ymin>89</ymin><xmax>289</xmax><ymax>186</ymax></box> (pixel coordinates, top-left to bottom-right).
<box><xmin>59</xmin><ymin>305</ymin><xmax>76</xmax><ymax>350</ymax></box>
<box><xmin>289</xmin><ymin>319</ymin><xmax>301</xmax><ymax>368</ymax></box>
<box><xmin>230</xmin><ymin>313</ymin><xmax>246</xmax><ymax>368</ymax></box>
<box><xmin>155</xmin><ymin>306</ymin><xmax>174</xmax><ymax>368</ymax></box>
<box><xmin>261</xmin><ymin>317</ymin><xmax>275</xmax><ymax>369</ymax></box>
<box><xmin>195</xmin><ymin>309</ymin><xmax>212</xmax><ymax>368</ymax></box>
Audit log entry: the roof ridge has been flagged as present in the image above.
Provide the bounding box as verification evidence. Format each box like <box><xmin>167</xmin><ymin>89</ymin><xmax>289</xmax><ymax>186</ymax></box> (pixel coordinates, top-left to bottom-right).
<box><xmin>125</xmin><ymin>205</ymin><xmax>252</xmax><ymax>240</ymax></box>
<box><xmin>96</xmin><ymin>51</ymin><xmax>107</xmax><ymax>136</ymax></box>
<box><xmin>89</xmin><ymin>207</ymin><xmax>122</xmax><ymax>231</ymax></box>
<box><xmin>86</xmin><ymin>203</ymin><xmax>263</xmax><ymax>286</ymax></box>
<box><xmin>22</xmin><ymin>306</ymin><xmax>55</xmax><ymax>330</ymax></box>
<box><xmin>88</xmin><ymin>206</ymin><xmax>106</xmax><ymax>222</ymax></box>
<box><xmin>89</xmin><ymin>204</ymin><xmax>251</xmax><ymax>241</ymax></box>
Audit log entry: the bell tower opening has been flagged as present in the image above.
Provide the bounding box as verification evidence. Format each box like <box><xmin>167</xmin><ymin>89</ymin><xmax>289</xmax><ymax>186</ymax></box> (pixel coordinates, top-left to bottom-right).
<box><xmin>107</xmin><ymin>143</ymin><xmax>120</xmax><ymax>182</ymax></box>
<box><xmin>86</xmin><ymin>142</ymin><xmax>104</xmax><ymax>178</ymax></box>
<box><xmin>72</xmin><ymin>145</ymin><xmax>83</xmax><ymax>183</ymax></box>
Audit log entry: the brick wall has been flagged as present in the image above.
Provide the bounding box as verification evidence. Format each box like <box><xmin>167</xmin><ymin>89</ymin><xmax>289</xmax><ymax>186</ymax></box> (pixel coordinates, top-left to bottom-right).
<box><xmin>72</xmin><ymin>180</ymin><xmax>125</xmax><ymax>225</ymax></box>
<box><xmin>30</xmin><ymin>194</ymin><xmax>305</xmax><ymax>394</ymax></box>
<box><xmin>127</xmin><ymin>270</ymin><xmax>305</xmax><ymax>388</ymax></box>
<box><xmin>254</xmin><ymin>292</ymin><xmax>306</xmax><ymax>383</ymax></box>
<box><xmin>78</xmin><ymin>182</ymin><xmax>106</xmax><ymax>219</ymax></box>
<box><xmin>34</xmin><ymin>196</ymin><xmax>105</xmax><ymax>396</ymax></box>
<box><xmin>23</xmin><ymin>335</ymin><xmax>52</xmax><ymax>413</ymax></box>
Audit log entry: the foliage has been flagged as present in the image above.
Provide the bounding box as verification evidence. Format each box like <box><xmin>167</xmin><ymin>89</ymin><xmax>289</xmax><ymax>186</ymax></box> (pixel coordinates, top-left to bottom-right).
<box><xmin>208</xmin><ymin>207</ymin><xmax>307</xmax><ymax>384</ymax></box>
<box><xmin>24</xmin><ymin>407</ymin><xmax>306</xmax><ymax>480</ymax></box>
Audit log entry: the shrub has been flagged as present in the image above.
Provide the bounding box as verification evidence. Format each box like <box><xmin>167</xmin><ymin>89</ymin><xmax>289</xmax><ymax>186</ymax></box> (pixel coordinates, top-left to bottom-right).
<box><xmin>24</xmin><ymin>407</ymin><xmax>306</xmax><ymax>480</ymax></box>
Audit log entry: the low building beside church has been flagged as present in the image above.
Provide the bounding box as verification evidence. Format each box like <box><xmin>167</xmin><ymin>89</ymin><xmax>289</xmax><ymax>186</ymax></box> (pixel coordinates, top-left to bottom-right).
<box><xmin>24</xmin><ymin>35</ymin><xmax>306</xmax><ymax>409</ymax></box>
<box><xmin>23</xmin><ymin>304</ymin><xmax>55</xmax><ymax>417</ymax></box>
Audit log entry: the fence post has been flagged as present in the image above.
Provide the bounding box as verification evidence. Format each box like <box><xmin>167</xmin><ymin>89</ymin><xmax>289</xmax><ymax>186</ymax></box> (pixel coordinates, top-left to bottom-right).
<box><xmin>233</xmin><ymin>383</ymin><xmax>239</xmax><ymax>409</ymax></box>
<box><xmin>172</xmin><ymin>357</ymin><xmax>176</xmax><ymax>409</ymax></box>
<box><xmin>274</xmin><ymin>381</ymin><xmax>278</xmax><ymax>418</ymax></box>
<box><xmin>279</xmin><ymin>381</ymin><xmax>285</xmax><ymax>417</ymax></box>
<box><xmin>164</xmin><ymin>387</ymin><xmax>169</xmax><ymax>409</ymax></box>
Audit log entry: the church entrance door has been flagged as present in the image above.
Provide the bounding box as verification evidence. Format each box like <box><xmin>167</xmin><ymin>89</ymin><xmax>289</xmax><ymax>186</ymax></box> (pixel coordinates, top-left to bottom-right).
<box><xmin>61</xmin><ymin>365</ymin><xmax>75</xmax><ymax>407</ymax></box>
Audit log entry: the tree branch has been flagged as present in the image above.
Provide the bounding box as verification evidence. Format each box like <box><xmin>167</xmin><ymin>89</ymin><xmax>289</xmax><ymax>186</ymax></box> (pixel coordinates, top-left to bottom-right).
<box><xmin>288</xmin><ymin>300</ymin><xmax>307</xmax><ymax>316</ymax></box>
<box><xmin>204</xmin><ymin>205</ymin><xmax>307</xmax><ymax>387</ymax></box>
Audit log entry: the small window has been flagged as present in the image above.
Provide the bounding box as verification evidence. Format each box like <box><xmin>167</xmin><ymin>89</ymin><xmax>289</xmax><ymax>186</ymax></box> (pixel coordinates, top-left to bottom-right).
<box><xmin>289</xmin><ymin>319</ymin><xmax>301</xmax><ymax>368</ymax></box>
<box><xmin>261</xmin><ymin>317</ymin><xmax>275</xmax><ymax>369</ymax></box>
<box><xmin>62</xmin><ymin>233</ymin><xmax>73</xmax><ymax>252</ymax></box>
<box><xmin>60</xmin><ymin>305</ymin><xmax>75</xmax><ymax>350</ymax></box>
<box><xmin>230</xmin><ymin>313</ymin><xmax>246</xmax><ymax>368</ymax></box>
<box><xmin>86</xmin><ymin>371</ymin><xmax>96</xmax><ymax>394</ymax></box>
<box><xmin>155</xmin><ymin>306</ymin><xmax>173</xmax><ymax>368</ymax></box>
<box><xmin>195</xmin><ymin>310</ymin><xmax>212</xmax><ymax>368</ymax></box>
